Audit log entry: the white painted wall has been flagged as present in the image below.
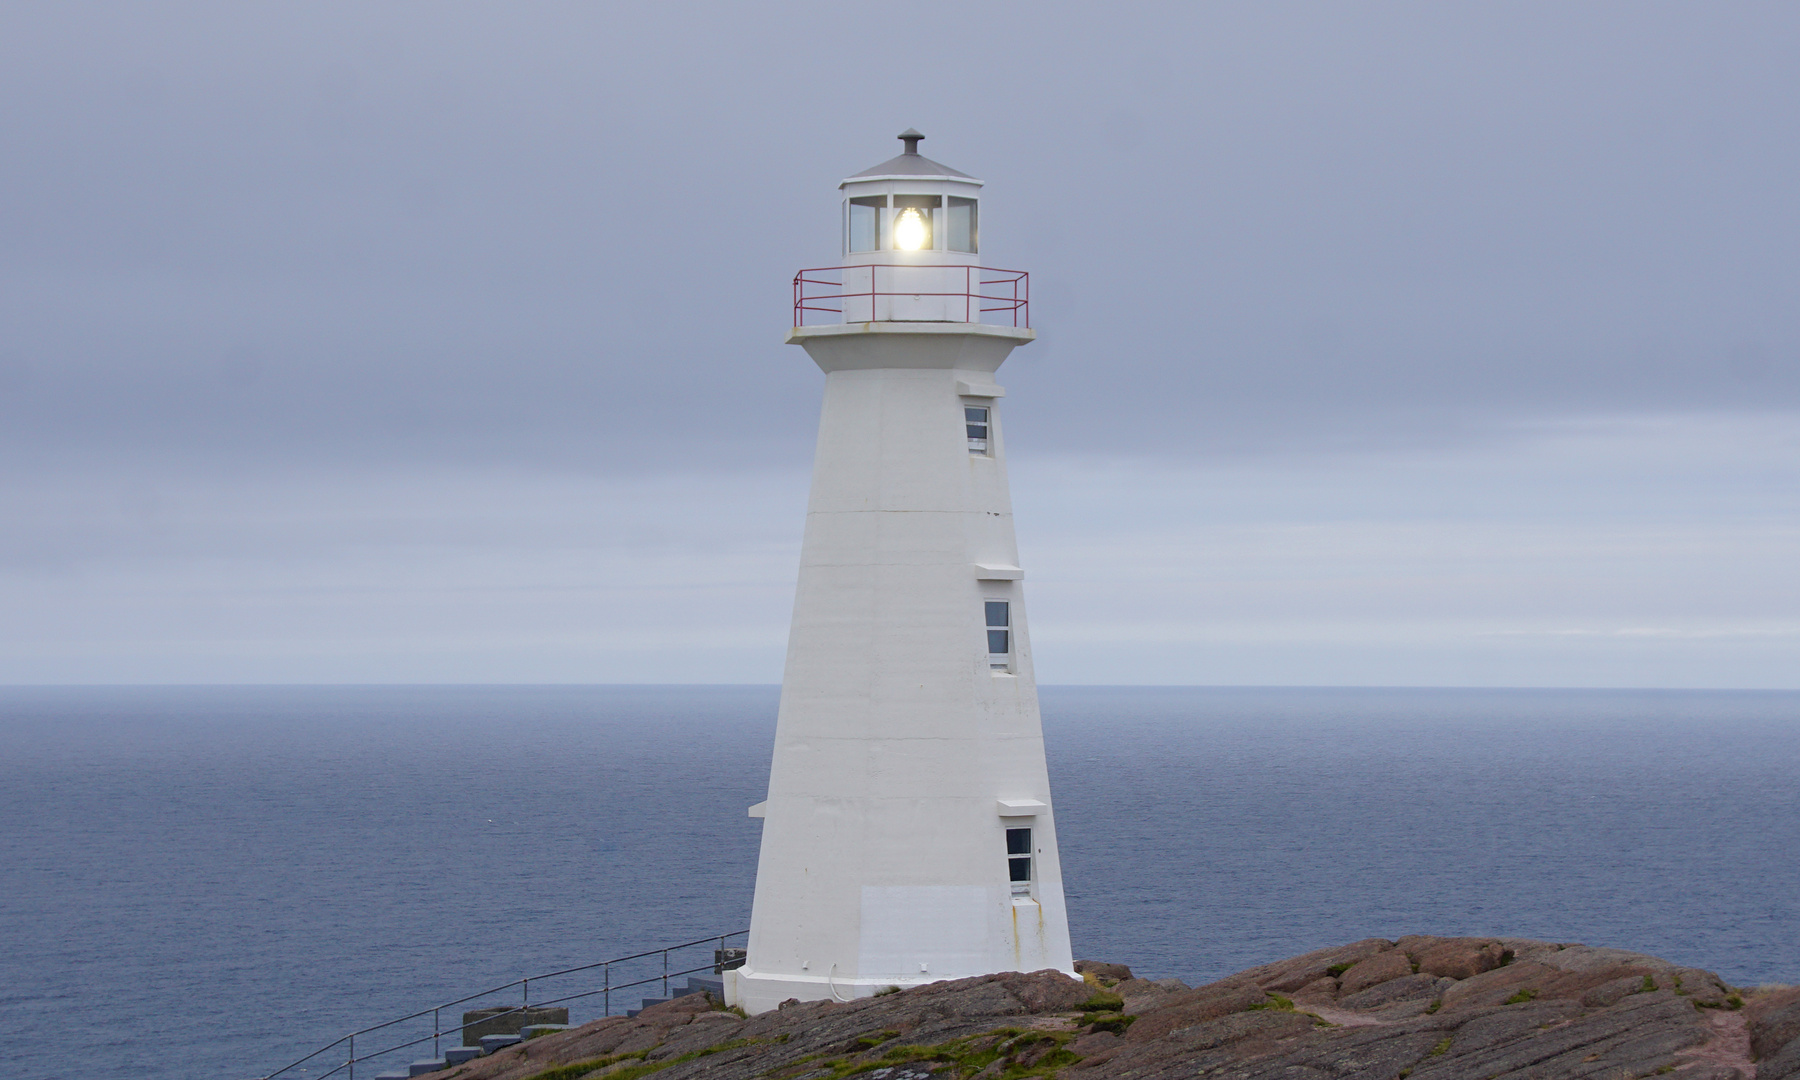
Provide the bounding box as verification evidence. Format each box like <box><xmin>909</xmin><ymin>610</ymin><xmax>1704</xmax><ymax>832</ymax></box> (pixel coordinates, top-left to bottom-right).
<box><xmin>730</xmin><ymin>323</ymin><xmax>1077</xmax><ymax>1013</ymax></box>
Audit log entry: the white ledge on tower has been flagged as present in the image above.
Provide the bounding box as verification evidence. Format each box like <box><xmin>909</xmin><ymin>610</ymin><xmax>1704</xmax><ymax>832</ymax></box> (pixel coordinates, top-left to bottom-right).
<box><xmin>975</xmin><ymin>564</ymin><xmax>1024</xmax><ymax>581</ymax></box>
<box><xmin>997</xmin><ymin>798</ymin><xmax>1048</xmax><ymax>815</ymax></box>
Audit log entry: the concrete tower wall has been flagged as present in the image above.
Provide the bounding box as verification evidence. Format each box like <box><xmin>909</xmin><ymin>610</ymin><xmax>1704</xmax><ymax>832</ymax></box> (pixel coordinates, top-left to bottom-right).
<box><xmin>730</xmin><ymin>323</ymin><xmax>1075</xmax><ymax>1014</ymax></box>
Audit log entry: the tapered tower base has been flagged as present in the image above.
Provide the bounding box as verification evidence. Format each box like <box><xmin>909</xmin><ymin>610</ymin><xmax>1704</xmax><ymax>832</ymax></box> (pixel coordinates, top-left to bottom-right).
<box><xmin>733</xmin><ymin>322</ymin><xmax>1076</xmax><ymax>1013</ymax></box>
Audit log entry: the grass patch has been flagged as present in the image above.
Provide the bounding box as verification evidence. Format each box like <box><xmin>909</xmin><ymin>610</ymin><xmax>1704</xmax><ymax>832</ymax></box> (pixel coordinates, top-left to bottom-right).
<box><xmin>1247</xmin><ymin>994</ymin><xmax>1295</xmax><ymax>1012</ymax></box>
<box><xmin>1499</xmin><ymin>949</ymin><xmax>1515</xmax><ymax>967</ymax></box>
<box><xmin>1085</xmin><ymin>1014</ymin><xmax>1136</xmax><ymax>1035</ymax></box>
<box><xmin>874</xmin><ymin>986</ymin><xmax>903</xmax><ymax>997</ymax></box>
<box><xmin>520</xmin><ymin>1051</ymin><xmax>654</xmax><ymax>1080</ymax></box>
<box><xmin>1079</xmin><ymin>991</ymin><xmax>1124</xmax><ymax>1013</ymax></box>
<box><xmin>1430</xmin><ymin>1038</ymin><xmax>1452</xmax><ymax>1057</ymax></box>
<box><xmin>852</xmin><ymin>1031</ymin><xmax>901</xmax><ymax>1050</ymax></box>
<box><xmin>1326</xmin><ymin>963</ymin><xmax>1355</xmax><ymax>978</ymax></box>
<box><xmin>597</xmin><ymin>1064</ymin><xmax>672</xmax><ymax>1080</ymax></box>
<box><xmin>1425</xmin><ymin>1000</ymin><xmax>1442</xmax><ymax>1015</ymax></box>
<box><xmin>801</xmin><ymin>1028</ymin><xmax>1080</xmax><ymax>1080</ymax></box>
<box><xmin>668</xmin><ymin>1037</ymin><xmax>762</xmax><ymax>1064</ymax></box>
<box><xmin>1639</xmin><ymin>976</ymin><xmax>1658</xmax><ymax>993</ymax></box>
<box><xmin>1503</xmin><ymin>989</ymin><xmax>1539</xmax><ymax>1005</ymax></box>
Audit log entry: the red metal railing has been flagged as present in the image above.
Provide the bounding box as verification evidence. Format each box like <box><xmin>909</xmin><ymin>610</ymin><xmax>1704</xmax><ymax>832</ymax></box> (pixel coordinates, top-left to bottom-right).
<box><xmin>793</xmin><ymin>264</ymin><xmax>1029</xmax><ymax>328</ymax></box>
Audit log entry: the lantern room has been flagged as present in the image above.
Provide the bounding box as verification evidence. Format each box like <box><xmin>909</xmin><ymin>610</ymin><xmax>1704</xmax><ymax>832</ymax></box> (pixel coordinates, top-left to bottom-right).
<box><xmin>795</xmin><ymin>130</ymin><xmax>1028</xmax><ymax>327</ymax></box>
<box><xmin>840</xmin><ymin>129</ymin><xmax>982</xmax><ymax>265</ymax></box>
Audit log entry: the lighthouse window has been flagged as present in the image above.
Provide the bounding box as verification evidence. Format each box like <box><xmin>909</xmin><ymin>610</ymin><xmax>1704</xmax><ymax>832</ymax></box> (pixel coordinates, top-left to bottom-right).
<box><xmin>965</xmin><ymin>406</ymin><xmax>989</xmax><ymax>454</ymax></box>
<box><xmin>847</xmin><ymin>196</ymin><xmax>885</xmax><ymax>253</ymax></box>
<box><xmin>892</xmin><ymin>194</ymin><xmax>941</xmax><ymax>250</ymax></box>
<box><xmin>1006</xmin><ymin>827</ymin><xmax>1033</xmax><ymax>895</ymax></box>
<box><xmin>986</xmin><ymin>600</ymin><xmax>1010</xmax><ymax>667</ymax></box>
<box><xmin>946</xmin><ymin>197</ymin><xmax>978</xmax><ymax>253</ymax></box>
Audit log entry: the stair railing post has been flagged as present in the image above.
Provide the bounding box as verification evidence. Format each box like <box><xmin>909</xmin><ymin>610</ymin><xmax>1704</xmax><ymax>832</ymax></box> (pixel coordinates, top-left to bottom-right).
<box><xmin>434</xmin><ymin>1006</ymin><xmax>440</xmax><ymax>1058</ymax></box>
<box><xmin>347</xmin><ymin>1034</ymin><xmax>354</xmax><ymax>1080</ymax></box>
<box><xmin>604</xmin><ymin>962</ymin><xmax>611</xmax><ymax>1016</ymax></box>
<box><xmin>662</xmin><ymin>948</ymin><xmax>669</xmax><ymax>997</ymax></box>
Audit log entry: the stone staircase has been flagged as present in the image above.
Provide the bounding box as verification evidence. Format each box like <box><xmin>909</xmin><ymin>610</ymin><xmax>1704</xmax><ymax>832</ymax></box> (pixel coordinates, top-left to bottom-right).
<box><xmin>370</xmin><ymin>976</ymin><xmax>726</xmax><ymax>1078</ymax></box>
<box><xmin>625</xmin><ymin>974</ymin><xmax>725</xmax><ymax>1018</ymax></box>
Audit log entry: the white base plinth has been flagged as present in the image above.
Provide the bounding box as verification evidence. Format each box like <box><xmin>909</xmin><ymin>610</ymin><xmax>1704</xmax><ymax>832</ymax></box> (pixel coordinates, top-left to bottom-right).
<box><xmin>724</xmin><ymin>964</ymin><xmax>1079</xmax><ymax>1014</ymax></box>
<box><xmin>725</xmin><ymin>966</ymin><xmax>930</xmax><ymax>1013</ymax></box>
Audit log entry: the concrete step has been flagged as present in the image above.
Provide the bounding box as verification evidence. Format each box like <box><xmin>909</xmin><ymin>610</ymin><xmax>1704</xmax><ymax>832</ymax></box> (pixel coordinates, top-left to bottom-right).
<box><xmin>372</xmin><ymin>1073</ymin><xmax>411</xmax><ymax>1080</ymax></box>
<box><xmin>521</xmin><ymin>1024</ymin><xmax>568</xmax><ymax>1040</ymax></box>
<box><xmin>684</xmin><ymin>976</ymin><xmax>725</xmax><ymax>997</ymax></box>
<box><xmin>478</xmin><ymin>1033</ymin><xmax>523</xmax><ymax>1054</ymax></box>
<box><xmin>408</xmin><ymin>1060</ymin><xmax>448</xmax><ymax>1076</ymax></box>
<box><xmin>443</xmin><ymin>1046</ymin><xmax>485</xmax><ymax>1066</ymax></box>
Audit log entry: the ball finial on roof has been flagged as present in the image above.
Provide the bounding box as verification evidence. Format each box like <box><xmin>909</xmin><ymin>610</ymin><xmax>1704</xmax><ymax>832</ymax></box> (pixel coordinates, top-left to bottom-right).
<box><xmin>898</xmin><ymin>128</ymin><xmax>924</xmax><ymax>155</ymax></box>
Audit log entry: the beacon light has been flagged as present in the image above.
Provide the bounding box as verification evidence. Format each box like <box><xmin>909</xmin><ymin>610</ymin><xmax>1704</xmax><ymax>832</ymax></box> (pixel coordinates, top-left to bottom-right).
<box><xmin>893</xmin><ymin>207</ymin><xmax>929</xmax><ymax>251</ymax></box>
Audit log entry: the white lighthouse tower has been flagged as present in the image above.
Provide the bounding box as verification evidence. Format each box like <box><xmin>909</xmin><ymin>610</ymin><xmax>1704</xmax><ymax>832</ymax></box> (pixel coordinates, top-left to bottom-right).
<box><xmin>727</xmin><ymin>132</ymin><xmax>1076</xmax><ymax>1014</ymax></box>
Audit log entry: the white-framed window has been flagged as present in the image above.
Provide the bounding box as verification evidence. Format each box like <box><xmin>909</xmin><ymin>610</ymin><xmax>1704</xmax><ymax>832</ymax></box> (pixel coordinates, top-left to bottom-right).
<box><xmin>986</xmin><ymin>600</ymin><xmax>1010</xmax><ymax>669</ymax></box>
<box><xmin>1006</xmin><ymin>826</ymin><xmax>1033</xmax><ymax>896</ymax></box>
<box><xmin>891</xmin><ymin>193</ymin><xmax>941</xmax><ymax>251</ymax></box>
<box><xmin>946</xmin><ymin>196</ymin><xmax>978</xmax><ymax>253</ymax></box>
<box><xmin>965</xmin><ymin>406</ymin><xmax>990</xmax><ymax>454</ymax></box>
<box><xmin>847</xmin><ymin>195</ymin><xmax>885</xmax><ymax>253</ymax></box>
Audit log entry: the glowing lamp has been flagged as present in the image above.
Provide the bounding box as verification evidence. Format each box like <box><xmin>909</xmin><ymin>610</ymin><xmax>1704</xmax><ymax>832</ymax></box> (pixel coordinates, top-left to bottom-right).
<box><xmin>893</xmin><ymin>207</ymin><xmax>930</xmax><ymax>251</ymax></box>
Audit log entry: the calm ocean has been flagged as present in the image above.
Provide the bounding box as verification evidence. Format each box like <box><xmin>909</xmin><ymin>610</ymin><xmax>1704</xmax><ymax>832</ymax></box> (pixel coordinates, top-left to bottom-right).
<box><xmin>2</xmin><ymin>685</ymin><xmax>1796</xmax><ymax>1080</ymax></box>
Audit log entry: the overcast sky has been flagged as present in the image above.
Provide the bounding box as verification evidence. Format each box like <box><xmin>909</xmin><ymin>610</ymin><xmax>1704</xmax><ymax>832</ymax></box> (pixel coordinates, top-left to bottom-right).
<box><xmin>3</xmin><ymin>2</ymin><xmax>1796</xmax><ymax>686</ymax></box>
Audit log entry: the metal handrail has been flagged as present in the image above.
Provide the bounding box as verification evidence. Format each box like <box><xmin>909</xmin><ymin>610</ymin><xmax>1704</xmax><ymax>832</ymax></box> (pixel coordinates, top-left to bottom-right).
<box><xmin>793</xmin><ymin>264</ymin><xmax>1029</xmax><ymax>328</ymax></box>
<box><xmin>293</xmin><ymin>963</ymin><xmax>725</xmax><ymax>1080</ymax></box>
<box><xmin>260</xmin><ymin>930</ymin><xmax>746</xmax><ymax>1080</ymax></box>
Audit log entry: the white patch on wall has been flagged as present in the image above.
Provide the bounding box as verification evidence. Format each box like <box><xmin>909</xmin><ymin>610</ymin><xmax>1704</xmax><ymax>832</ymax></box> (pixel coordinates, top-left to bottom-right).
<box><xmin>858</xmin><ymin>886</ymin><xmax>989</xmax><ymax>979</ymax></box>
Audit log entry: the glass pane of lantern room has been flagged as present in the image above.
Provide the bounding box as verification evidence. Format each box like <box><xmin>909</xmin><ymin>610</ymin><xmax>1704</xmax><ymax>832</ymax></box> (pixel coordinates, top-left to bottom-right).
<box><xmin>892</xmin><ymin>194</ymin><xmax>941</xmax><ymax>250</ymax></box>
<box><xmin>947</xmin><ymin>197</ymin><xmax>977</xmax><ymax>253</ymax></box>
<box><xmin>847</xmin><ymin>197</ymin><xmax>884</xmax><ymax>253</ymax></box>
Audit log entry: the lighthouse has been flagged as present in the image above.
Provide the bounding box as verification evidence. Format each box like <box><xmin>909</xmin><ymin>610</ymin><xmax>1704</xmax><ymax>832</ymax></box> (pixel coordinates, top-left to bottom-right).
<box><xmin>726</xmin><ymin>132</ymin><xmax>1076</xmax><ymax>1013</ymax></box>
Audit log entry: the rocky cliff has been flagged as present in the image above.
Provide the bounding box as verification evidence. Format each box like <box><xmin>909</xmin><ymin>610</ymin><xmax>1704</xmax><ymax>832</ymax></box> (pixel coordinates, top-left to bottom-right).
<box><xmin>426</xmin><ymin>936</ymin><xmax>1800</xmax><ymax>1080</ymax></box>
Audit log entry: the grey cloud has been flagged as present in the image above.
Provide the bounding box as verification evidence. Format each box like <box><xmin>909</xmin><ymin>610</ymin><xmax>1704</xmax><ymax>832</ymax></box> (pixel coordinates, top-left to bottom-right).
<box><xmin>2</xmin><ymin>2</ymin><xmax>1796</xmax><ymax>479</ymax></box>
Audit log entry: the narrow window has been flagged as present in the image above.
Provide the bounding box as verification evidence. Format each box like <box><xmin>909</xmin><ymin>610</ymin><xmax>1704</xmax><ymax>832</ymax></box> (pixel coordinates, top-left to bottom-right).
<box><xmin>946</xmin><ymin>196</ymin><xmax>978</xmax><ymax>253</ymax></box>
<box><xmin>1006</xmin><ymin>827</ymin><xmax>1033</xmax><ymax>896</ymax></box>
<box><xmin>965</xmin><ymin>406</ymin><xmax>989</xmax><ymax>454</ymax></box>
<box><xmin>847</xmin><ymin>196</ymin><xmax>885</xmax><ymax>253</ymax></box>
<box><xmin>986</xmin><ymin>600</ymin><xmax>1010</xmax><ymax>668</ymax></box>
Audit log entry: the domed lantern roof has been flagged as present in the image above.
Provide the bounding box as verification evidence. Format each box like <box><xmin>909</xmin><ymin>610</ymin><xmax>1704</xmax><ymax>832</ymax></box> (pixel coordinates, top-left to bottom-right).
<box><xmin>839</xmin><ymin>130</ymin><xmax>983</xmax><ymax>266</ymax></box>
